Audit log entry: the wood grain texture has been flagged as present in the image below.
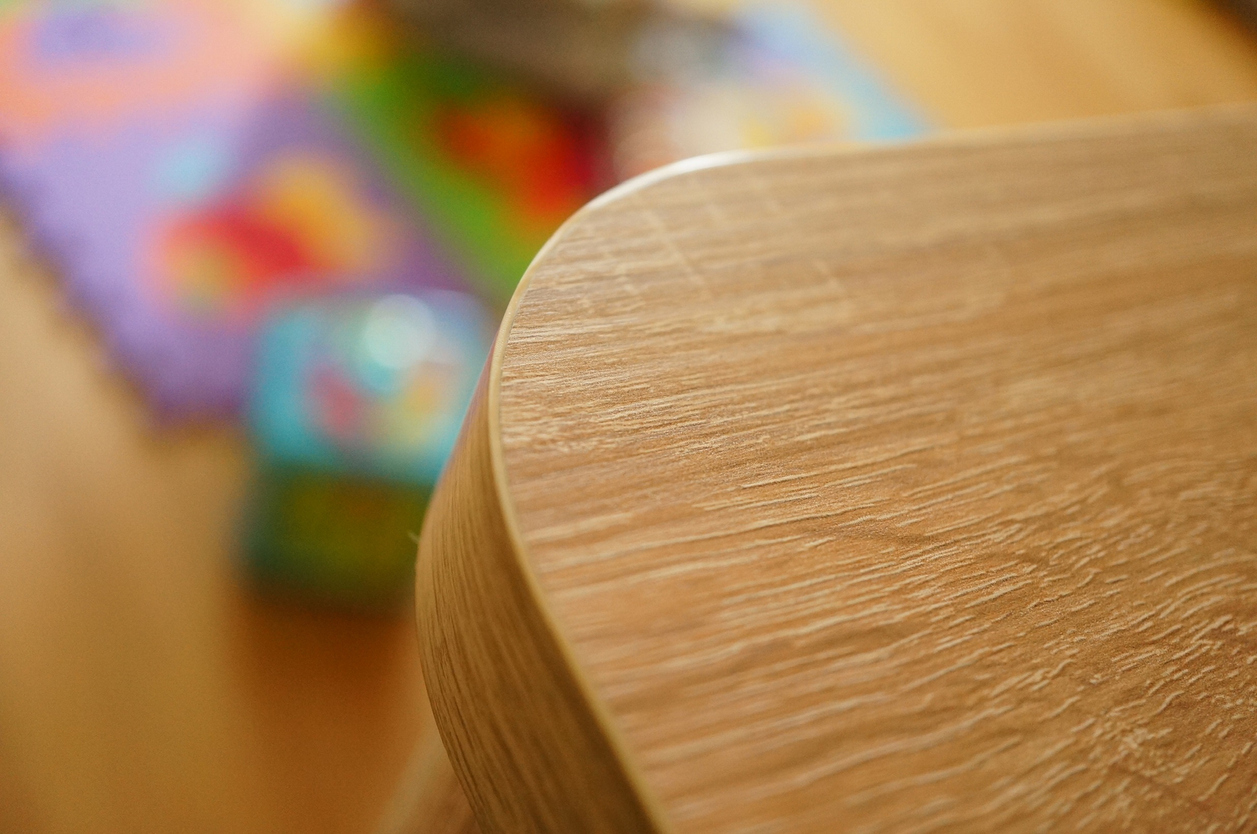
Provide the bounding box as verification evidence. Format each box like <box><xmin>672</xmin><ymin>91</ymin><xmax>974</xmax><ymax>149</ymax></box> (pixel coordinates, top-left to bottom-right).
<box><xmin>417</xmin><ymin>105</ymin><xmax>1257</xmax><ymax>833</ymax></box>
<box><xmin>416</xmin><ymin>373</ymin><xmax>662</xmax><ymax>833</ymax></box>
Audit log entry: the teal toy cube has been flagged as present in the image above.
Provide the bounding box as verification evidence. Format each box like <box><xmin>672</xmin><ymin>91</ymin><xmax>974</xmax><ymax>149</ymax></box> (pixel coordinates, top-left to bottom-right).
<box><xmin>246</xmin><ymin>291</ymin><xmax>492</xmax><ymax>609</ymax></box>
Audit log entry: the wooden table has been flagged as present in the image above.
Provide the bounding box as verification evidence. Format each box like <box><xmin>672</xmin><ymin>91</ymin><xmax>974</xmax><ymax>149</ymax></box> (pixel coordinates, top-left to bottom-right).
<box><xmin>420</xmin><ymin>104</ymin><xmax>1257</xmax><ymax>832</ymax></box>
<box><xmin>2</xmin><ymin>3</ymin><xmax>1257</xmax><ymax>832</ymax></box>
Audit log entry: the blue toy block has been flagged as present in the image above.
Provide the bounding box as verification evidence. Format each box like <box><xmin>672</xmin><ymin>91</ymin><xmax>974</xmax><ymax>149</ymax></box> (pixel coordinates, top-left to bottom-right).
<box><xmin>245</xmin><ymin>290</ymin><xmax>492</xmax><ymax>609</ymax></box>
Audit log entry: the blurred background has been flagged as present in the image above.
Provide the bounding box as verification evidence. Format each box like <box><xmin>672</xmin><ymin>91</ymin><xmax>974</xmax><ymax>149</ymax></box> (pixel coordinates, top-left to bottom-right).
<box><xmin>1</xmin><ymin>1</ymin><xmax>1256</xmax><ymax>832</ymax></box>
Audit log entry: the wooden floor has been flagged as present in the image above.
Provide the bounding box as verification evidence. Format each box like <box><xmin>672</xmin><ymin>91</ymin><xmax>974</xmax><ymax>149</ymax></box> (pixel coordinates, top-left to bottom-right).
<box><xmin>2</xmin><ymin>2</ymin><xmax>1257</xmax><ymax>832</ymax></box>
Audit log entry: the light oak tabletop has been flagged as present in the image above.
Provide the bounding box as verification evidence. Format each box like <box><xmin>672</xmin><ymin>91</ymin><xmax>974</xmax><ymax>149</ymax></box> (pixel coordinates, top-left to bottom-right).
<box><xmin>419</xmin><ymin>106</ymin><xmax>1257</xmax><ymax>832</ymax></box>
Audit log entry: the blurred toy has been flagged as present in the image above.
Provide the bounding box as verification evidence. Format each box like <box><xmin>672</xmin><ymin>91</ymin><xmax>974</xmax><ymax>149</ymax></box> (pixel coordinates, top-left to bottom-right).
<box><xmin>388</xmin><ymin>0</ymin><xmax>725</xmax><ymax>103</ymax></box>
<box><xmin>387</xmin><ymin>0</ymin><xmax>927</xmax><ymax>182</ymax></box>
<box><xmin>0</xmin><ymin>0</ymin><xmax>607</xmax><ymax>415</ymax></box>
<box><xmin>246</xmin><ymin>291</ymin><xmax>492</xmax><ymax>608</ymax></box>
<box><xmin>326</xmin><ymin>12</ymin><xmax>610</xmax><ymax>304</ymax></box>
<box><xmin>0</xmin><ymin>1</ymin><xmax>475</xmax><ymax>417</ymax></box>
<box><xmin>608</xmin><ymin>4</ymin><xmax>928</xmax><ymax>179</ymax></box>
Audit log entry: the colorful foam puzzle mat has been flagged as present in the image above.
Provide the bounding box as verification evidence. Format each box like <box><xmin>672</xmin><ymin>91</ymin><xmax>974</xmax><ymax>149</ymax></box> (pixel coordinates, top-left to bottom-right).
<box><xmin>0</xmin><ymin>0</ymin><xmax>603</xmax><ymax>418</ymax></box>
